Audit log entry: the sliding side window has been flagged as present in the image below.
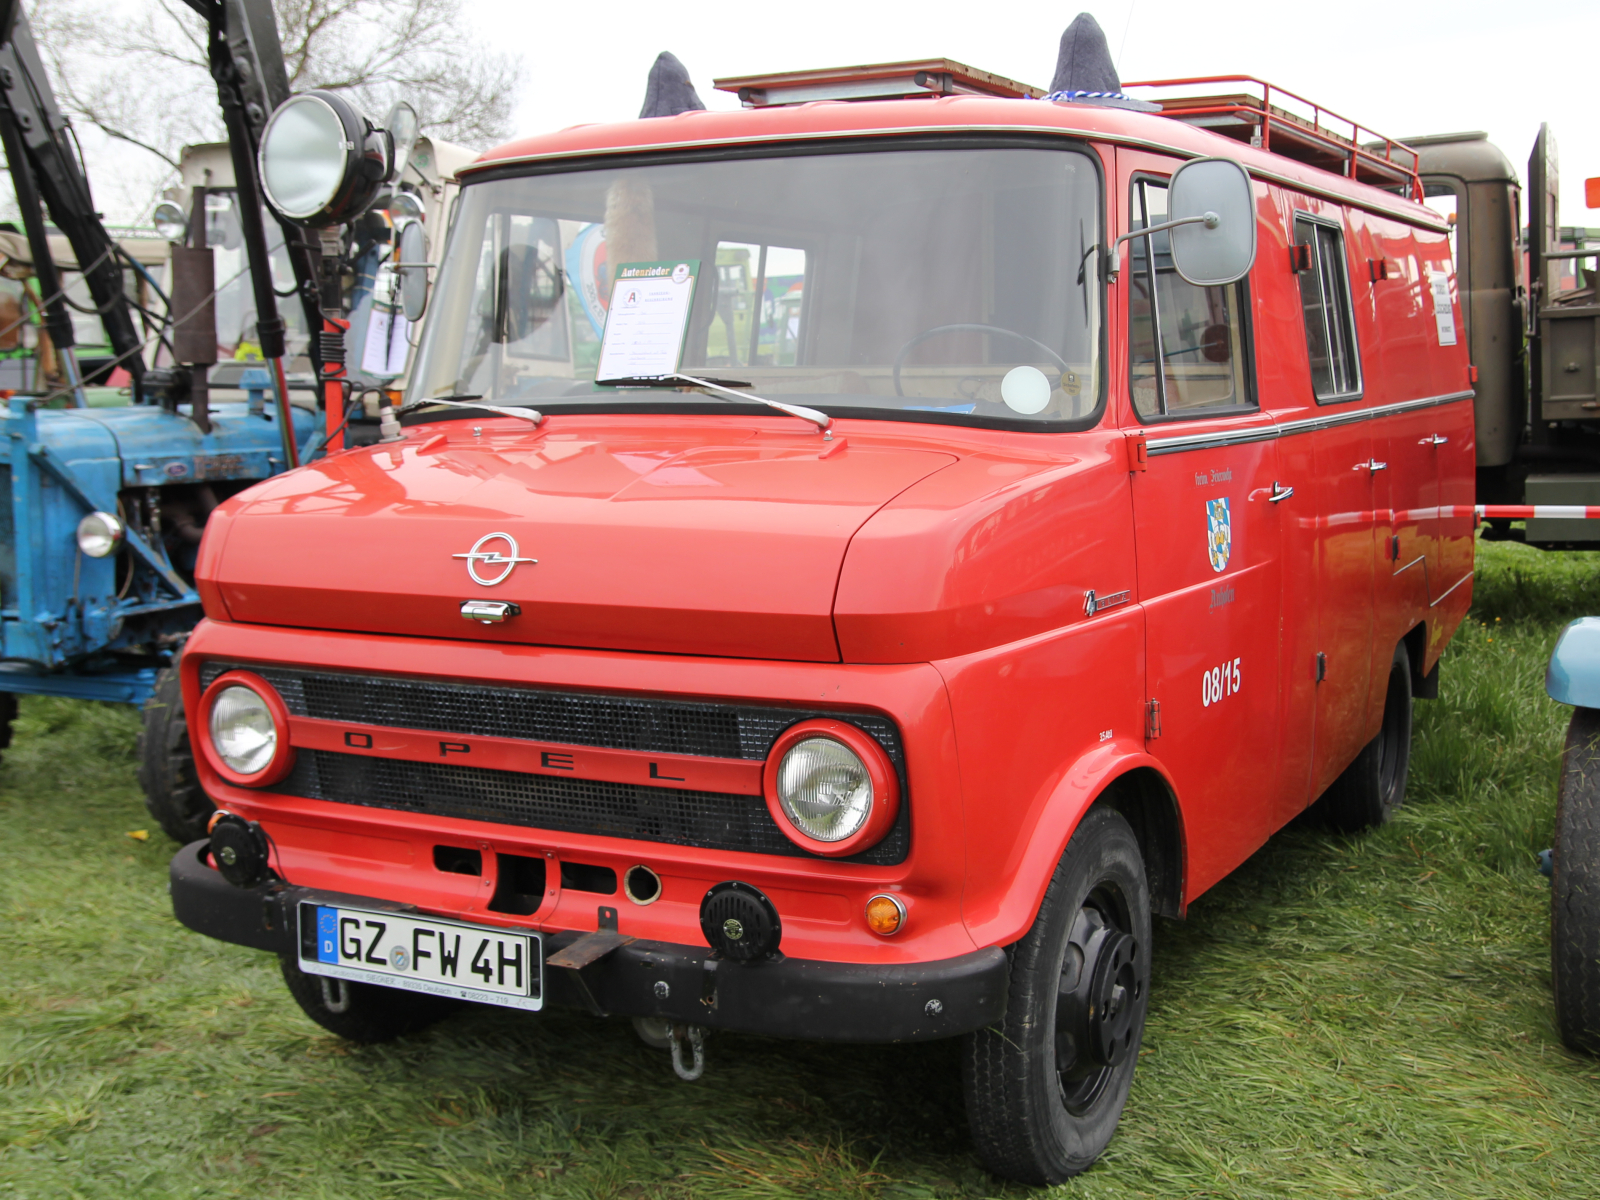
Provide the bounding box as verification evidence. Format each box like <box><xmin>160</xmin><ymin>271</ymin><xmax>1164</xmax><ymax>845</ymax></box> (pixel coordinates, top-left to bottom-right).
<box><xmin>1129</xmin><ymin>177</ymin><xmax>1253</xmax><ymax>420</ymax></box>
<box><xmin>1293</xmin><ymin>215</ymin><xmax>1362</xmax><ymax>402</ymax></box>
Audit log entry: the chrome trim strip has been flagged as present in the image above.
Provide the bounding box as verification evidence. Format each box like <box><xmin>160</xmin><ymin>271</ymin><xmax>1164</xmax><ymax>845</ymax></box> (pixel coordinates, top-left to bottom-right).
<box><xmin>1145</xmin><ymin>390</ymin><xmax>1474</xmax><ymax>457</ymax></box>
<box><xmin>1429</xmin><ymin>571</ymin><xmax>1472</xmax><ymax>608</ymax></box>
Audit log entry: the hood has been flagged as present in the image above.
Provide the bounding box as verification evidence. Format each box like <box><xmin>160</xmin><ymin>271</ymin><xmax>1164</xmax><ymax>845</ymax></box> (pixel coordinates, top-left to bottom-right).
<box><xmin>200</xmin><ymin>420</ymin><xmax>956</xmax><ymax>661</ymax></box>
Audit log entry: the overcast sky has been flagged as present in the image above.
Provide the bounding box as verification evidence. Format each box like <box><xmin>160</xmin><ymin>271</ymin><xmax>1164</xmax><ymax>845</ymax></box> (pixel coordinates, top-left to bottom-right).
<box><xmin>469</xmin><ymin>0</ymin><xmax>1600</xmax><ymax>224</ymax></box>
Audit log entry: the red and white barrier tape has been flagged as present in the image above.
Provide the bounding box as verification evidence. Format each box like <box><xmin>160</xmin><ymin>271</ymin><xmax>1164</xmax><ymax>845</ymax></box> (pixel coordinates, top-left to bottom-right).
<box><xmin>1471</xmin><ymin>505</ymin><xmax>1600</xmax><ymax>521</ymax></box>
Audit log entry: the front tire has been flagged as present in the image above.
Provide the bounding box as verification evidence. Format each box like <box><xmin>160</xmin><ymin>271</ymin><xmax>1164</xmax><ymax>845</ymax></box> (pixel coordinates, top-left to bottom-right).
<box><xmin>138</xmin><ymin>666</ymin><xmax>215</xmax><ymax>843</ymax></box>
<box><xmin>280</xmin><ymin>955</ymin><xmax>459</xmax><ymax>1044</ymax></box>
<box><xmin>1316</xmin><ymin>640</ymin><xmax>1413</xmax><ymax>832</ymax></box>
<box><xmin>962</xmin><ymin>805</ymin><xmax>1152</xmax><ymax>1184</ymax></box>
<box><xmin>1553</xmin><ymin>707</ymin><xmax>1600</xmax><ymax>1055</ymax></box>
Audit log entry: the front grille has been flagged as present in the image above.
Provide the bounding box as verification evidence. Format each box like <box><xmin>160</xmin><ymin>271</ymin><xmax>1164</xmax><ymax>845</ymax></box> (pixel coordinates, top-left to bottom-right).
<box><xmin>203</xmin><ymin>663</ymin><xmax>910</xmax><ymax>864</ymax></box>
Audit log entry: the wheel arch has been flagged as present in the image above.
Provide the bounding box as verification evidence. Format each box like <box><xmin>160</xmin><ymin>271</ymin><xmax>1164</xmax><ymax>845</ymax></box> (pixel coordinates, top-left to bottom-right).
<box><xmin>964</xmin><ymin>743</ymin><xmax>1187</xmax><ymax>948</ymax></box>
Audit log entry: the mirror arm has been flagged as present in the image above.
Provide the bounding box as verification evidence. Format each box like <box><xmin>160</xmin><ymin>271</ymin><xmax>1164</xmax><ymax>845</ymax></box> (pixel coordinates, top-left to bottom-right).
<box><xmin>1106</xmin><ymin>211</ymin><xmax>1220</xmax><ymax>280</ymax></box>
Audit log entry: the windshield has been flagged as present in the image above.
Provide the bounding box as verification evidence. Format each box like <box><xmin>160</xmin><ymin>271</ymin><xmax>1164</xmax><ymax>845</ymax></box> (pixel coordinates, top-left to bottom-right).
<box><xmin>409</xmin><ymin>145</ymin><xmax>1103</xmax><ymax>426</ymax></box>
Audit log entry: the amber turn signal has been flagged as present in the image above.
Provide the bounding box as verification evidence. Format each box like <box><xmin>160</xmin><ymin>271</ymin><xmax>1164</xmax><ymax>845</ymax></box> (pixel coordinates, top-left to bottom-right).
<box><xmin>865</xmin><ymin>893</ymin><xmax>906</xmax><ymax>936</ymax></box>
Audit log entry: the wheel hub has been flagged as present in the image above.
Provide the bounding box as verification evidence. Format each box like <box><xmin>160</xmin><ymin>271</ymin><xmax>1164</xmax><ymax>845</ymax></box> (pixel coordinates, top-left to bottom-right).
<box><xmin>1054</xmin><ymin>896</ymin><xmax>1146</xmax><ymax>1111</ymax></box>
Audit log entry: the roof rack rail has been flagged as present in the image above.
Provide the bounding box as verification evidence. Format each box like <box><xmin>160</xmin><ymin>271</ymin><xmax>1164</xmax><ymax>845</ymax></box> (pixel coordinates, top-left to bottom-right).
<box><xmin>714</xmin><ymin>59</ymin><xmax>1044</xmax><ymax>108</ymax></box>
<box><xmin>1123</xmin><ymin>76</ymin><xmax>1423</xmax><ymax>201</ymax></box>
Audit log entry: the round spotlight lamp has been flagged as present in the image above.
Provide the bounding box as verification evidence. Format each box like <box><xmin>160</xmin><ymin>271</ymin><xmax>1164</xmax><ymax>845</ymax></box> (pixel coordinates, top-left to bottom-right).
<box><xmin>76</xmin><ymin>511</ymin><xmax>124</xmax><ymax>558</ymax></box>
<box><xmin>259</xmin><ymin>90</ymin><xmax>392</xmax><ymax>226</ymax></box>
<box><xmin>151</xmin><ymin>201</ymin><xmax>188</xmax><ymax>243</ymax></box>
<box><xmin>762</xmin><ymin>719</ymin><xmax>900</xmax><ymax>857</ymax></box>
<box><xmin>388</xmin><ymin>190</ymin><xmax>425</xmax><ymax>222</ymax></box>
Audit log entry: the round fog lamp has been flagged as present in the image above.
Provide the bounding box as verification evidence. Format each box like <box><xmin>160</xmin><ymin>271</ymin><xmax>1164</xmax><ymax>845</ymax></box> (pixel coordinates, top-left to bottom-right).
<box><xmin>210</xmin><ymin>685</ymin><xmax>278</xmax><ymax>776</ymax></box>
<box><xmin>76</xmin><ymin>511</ymin><xmax>124</xmax><ymax>558</ymax></box>
<box><xmin>259</xmin><ymin>90</ymin><xmax>391</xmax><ymax>226</ymax></box>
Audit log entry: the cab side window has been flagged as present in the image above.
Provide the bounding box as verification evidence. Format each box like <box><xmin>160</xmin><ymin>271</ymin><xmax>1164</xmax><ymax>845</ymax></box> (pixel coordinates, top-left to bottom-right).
<box><xmin>1293</xmin><ymin>215</ymin><xmax>1362</xmax><ymax>402</ymax></box>
<box><xmin>1129</xmin><ymin>177</ymin><xmax>1253</xmax><ymax>420</ymax></box>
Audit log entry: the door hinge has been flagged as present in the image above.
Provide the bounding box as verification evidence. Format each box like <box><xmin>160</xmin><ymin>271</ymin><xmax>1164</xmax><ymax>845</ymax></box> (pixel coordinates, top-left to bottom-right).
<box><xmin>1125</xmin><ymin>430</ymin><xmax>1148</xmax><ymax>472</ymax></box>
<box><xmin>1315</xmin><ymin>652</ymin><xmax>1327</xmax><ymax>684</ymax></box>
<box><xmin>1145</xmin><ymin>699</ymin><xmax>1162</xmax><ymax>739</ymax></box>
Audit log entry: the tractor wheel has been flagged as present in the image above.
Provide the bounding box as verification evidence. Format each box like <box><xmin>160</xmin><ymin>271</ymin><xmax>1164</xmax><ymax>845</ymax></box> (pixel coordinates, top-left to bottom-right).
<box><xmin>280</xmin><ymin>955</ymin><xmax>458</xmax><ymax>1044</ymax></box>
<box><xmin>1553</xmin><ymin>707</ymin><xmax>1600</xmax><ymax>1055</ymax></box>
<box><xmin>138</xmin><ymin>667</ymin><xmax>215</xmax><ymax>844</ymax></box>
<box><xmin>0</xmin><ymin>691</ymin><xmax>17</xmax><ymax>763</ymax></box>
<box><xmin>1315</xmin><ymin>641</ymin><xmax>1413</xmax><ymax>832</ymax></box>
<box><xmin>962</xmin><ymin>806</ymin><xmax>1151</xmax><ymax>1183</ymax></box>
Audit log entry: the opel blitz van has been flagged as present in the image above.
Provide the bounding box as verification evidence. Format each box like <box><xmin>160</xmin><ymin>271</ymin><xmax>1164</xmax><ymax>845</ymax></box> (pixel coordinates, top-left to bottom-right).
<box><xmin>167</xmin><ymin>57</ymin><xmax>1473</xmax><ymax>1182</ymax></box>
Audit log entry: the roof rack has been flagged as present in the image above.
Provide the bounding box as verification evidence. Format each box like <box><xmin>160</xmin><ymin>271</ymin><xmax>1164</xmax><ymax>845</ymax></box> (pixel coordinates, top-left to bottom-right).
<box><xmin>1122</xmin><ymin>76</ymin><xmax>1423</xmax><ymax>201</ymax></box>
<box><xmin>714</xmin><ymin>59</ymin><xmax>1044</xmax><ymax>108</ymax></box>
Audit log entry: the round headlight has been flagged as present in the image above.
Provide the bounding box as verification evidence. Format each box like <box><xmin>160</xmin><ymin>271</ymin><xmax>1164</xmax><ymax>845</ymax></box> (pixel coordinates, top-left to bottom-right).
<box><xmin>778</xmin><ymin>738</ymin><xmax>874</xmax><ymax>841</ymax></box>
<box><xmin>210</xmin><ymin>685</ymin><xmax>277</xmax><ymax>776</ymax></box>
<box><xmin>151</xmin><ymin>201</ymin><xmax>188</xmax><ymax>242</ymax></box>
<box><xmin>259</xmin><ymin>91</ymin><xmax>391</xmax><ymax>226</ymax></box>
<box><xmin>200</xmin><ymin>671</ymin><xmax>295</xmax><ymax>786</ymax></box>
<box><xmin>76</xmin><ymin>511</ymin><xmax>124</xmax><ymax>558</ymax></box>
<box><xmin>763</xmin><ymin>720</ymin><xmax>901</xmax><ymax>856</ymax></box>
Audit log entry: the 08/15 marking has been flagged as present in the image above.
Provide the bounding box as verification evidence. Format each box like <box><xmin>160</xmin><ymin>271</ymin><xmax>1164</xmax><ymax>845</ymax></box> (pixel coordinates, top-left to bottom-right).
<box><xmin>1202</xmin><ymin>658</ymin><xmax>1241</xmax><ymax>708</ymax></box>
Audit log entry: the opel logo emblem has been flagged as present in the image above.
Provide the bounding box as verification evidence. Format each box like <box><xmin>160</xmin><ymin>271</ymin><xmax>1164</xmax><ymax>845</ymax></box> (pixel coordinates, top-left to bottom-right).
<box><xmin>453</xmin><ymin>531</ymin><xmax>537</xmax><ymax>587</ymax></box>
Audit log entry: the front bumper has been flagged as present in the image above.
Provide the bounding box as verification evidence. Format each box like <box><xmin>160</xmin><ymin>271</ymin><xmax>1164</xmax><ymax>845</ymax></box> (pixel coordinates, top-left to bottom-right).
<box><xmin>170</xmin><ymin>842</ymin><xmax>1008</xmax><ymax>1042</ymax></box>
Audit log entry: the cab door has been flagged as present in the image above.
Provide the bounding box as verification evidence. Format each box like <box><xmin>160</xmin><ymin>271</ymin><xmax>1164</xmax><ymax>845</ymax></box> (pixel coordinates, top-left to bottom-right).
<box><xmin>1121</xmin><ymin>160</ymin><xmax>1286</xmax><ymax>898</ymax></box>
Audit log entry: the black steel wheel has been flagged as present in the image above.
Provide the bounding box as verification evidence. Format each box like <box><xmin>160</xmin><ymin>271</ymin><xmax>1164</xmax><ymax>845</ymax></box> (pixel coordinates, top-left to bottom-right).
<box><xmin>138</xmin><ymin>666</ymin><xmax>215</xmax><ymax>844</ymax></box>
<box><xmin>1316</xmin><ymin>641</ymin><xmax>1413</xmax><ymax>832</ymax></box>
<box><xmin>280</xmin><ymin>955</ymin><xmax>459</xmax><ymax>1044</ymax></box>
<box><xmin>962</xmin><ymin>806</ymin><xmax>1152</xmax><ymax>1184</ymax></box>
<box><xmin>1553</xmin><ymin>706</ymin><xmax>1600</xmax><ymax>1055</ymax></box>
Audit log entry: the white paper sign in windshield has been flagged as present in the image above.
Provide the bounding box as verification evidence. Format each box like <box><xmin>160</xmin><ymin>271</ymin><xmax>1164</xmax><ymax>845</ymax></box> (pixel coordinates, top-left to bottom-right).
<box><xmin>595</xmin><ymin>260</ymin><xmax>699</xmax><ymax>382</ymax></box>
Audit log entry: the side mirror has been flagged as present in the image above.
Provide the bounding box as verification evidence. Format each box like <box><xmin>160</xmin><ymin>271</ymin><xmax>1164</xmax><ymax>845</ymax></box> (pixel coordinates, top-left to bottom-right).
<box><xmin>1167</xmin><ymin>157</ymin><xmax>1257</xmax><ymax>286</ymax></box>
<box><xmin>397</xmin><ymin>220</ymin><xmax>429</xmax><ymax>322</ymax></box>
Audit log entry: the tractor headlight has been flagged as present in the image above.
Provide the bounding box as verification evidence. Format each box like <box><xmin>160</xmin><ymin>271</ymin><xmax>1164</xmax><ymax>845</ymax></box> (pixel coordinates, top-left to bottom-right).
<box><xmin>151</xmin><ymin>201</ymin><xmax>188</xmax><ymax>243</ymax></box>
<box><xmin>76</xmin><ymin>511</ymin><xmax>124</xmax><ymax>558</ymax></box>
<box><xmin>200</xmin><ymin>672</ymin><xmax>294</xmax><ymax>786</ymax></box>
<box><xmin>762</xmin><ymin>720</ymin><xmax>901</xmax><ymax>856</ymax></box>
<box><xmin>259</xmin><ymin>90</ymin><xmax>391</xmax><ymax>226</ymax></box>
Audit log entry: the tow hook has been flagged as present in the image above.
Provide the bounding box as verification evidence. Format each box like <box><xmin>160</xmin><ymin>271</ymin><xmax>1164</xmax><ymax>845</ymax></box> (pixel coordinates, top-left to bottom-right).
<box><xmin>669</xmin><ymin>1023</ymin><xmax>707</xmax><ymax>1081</ymax></box>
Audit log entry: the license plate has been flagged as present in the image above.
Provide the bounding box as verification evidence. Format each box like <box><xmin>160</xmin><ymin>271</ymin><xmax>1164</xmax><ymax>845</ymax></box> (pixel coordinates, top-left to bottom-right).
<box><xmin>297</xmin><ymin>902</ymin><xmax>542</xmax><ymax>1011</ymax></box>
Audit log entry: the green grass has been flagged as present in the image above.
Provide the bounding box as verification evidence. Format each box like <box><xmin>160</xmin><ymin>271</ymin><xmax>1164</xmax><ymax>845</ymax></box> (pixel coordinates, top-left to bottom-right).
<box><xmin>3</xmin><ymin>537</ymin><xmax>1599</xmax><ymax>1198</ymax></box>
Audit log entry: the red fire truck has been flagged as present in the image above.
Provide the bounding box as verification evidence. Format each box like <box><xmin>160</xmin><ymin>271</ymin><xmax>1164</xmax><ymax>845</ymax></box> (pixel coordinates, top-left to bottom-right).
<box><xmin>168</xmin><ymin>47</ymin><xmax>1474</xmax><ymax>1183</ymax></box>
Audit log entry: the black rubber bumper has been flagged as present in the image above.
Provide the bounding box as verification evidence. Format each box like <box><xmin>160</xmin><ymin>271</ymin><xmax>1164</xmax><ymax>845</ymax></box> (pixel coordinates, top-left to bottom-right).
<box><xmin>169</xmin><ymin>841</ymin><xmax>1010</xmax><ymax>1042</ymax></box>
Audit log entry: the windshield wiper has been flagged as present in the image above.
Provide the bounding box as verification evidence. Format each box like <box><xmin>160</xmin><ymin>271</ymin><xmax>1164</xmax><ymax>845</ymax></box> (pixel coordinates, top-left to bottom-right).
<box><xmin>601</xmin><ymin>373</ymin><xmax>832</xmax><ymax>438</ymax></box>
<box><xmin>400</xmin><ymin>394</ymin><xmax>545</xmax><ymax>427</ymax></box>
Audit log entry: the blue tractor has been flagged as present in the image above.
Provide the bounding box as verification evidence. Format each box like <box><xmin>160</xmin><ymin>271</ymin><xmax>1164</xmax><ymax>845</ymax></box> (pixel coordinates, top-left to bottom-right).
<box><xmin>1549</xmin><ymin>617</ymin><xmax>1600</xmax><ymax>1054</ymax></box>
<box><xmin>0</xmin><ymin>0</ymin><xmax>405</xmax><ymax>840</ymax></box>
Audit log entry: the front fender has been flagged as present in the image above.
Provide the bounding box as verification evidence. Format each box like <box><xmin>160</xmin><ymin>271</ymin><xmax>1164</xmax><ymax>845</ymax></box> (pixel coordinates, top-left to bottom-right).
<box><xmin>1548</xmin><ymin>617</ymin><xmax>1600</xmax><ymax>709</ymax></box>
<box><xmin>960</xmin><ymin>738</ymin><xmax>1181</xmax><ymax>949</ymax></box>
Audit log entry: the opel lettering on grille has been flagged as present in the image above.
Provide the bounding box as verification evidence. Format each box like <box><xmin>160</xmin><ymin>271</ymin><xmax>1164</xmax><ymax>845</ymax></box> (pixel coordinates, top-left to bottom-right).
<box><xmin>453</xmin><ymin>531</ymin><xmax>537</xmax><ymax>587</ymax></box>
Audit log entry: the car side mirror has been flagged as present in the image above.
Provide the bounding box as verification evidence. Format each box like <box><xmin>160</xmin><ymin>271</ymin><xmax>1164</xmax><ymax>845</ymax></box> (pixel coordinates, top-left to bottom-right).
<box><xmin>1109</xmin><ymin>156</ymin><xmax>1258</xmax><ymax>287</ymax></box>
<box><xmin>1167</xmin><ymin>157</ymin><xmax>1257</xmax><ymax>286</ymax></box>
<box><xmin>396</xmin><ymin>220</ymin><xmax>429</xmax><ymax>323</ymax></box>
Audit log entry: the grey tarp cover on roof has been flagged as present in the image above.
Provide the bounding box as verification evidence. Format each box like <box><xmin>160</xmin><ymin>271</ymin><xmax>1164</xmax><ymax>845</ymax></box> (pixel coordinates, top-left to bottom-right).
<box><xmin>640</xmin><ymin>52</ymin><xmax>706</xmax><ymax>119</ymax></box>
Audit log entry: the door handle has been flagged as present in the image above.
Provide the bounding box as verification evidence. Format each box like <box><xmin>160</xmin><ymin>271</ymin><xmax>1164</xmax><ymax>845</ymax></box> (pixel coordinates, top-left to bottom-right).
<box><xmin>1354</xmin><ymin>459</ymin><xmax>1388</xmax><ymax>473</ymax></box>
<box><xmin>1267</xmin><ymin>482</ymin><xmax>1294</xmax><ymax>503</ymax></box>
<box><xmin>1418</xmin><ymin>434</ymin><xmax>1449</xmax><ymax>446</ymax></box>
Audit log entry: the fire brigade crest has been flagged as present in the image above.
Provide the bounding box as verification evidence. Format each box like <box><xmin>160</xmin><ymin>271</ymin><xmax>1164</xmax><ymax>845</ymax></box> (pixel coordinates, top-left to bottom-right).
<box><xmin>1206</xmin><ymin>498</ymin><xmax>1231</xmax><ymax>573</ymax></box>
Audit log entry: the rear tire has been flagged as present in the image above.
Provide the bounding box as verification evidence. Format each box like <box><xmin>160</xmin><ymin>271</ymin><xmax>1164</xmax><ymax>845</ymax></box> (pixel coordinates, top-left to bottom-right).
<box><xmin>138</xmin><ymin>666</ymin><xmax>215</xmax><ymax>844</ymax></box>
<box><xmin>280</xmin><ymin>955</ymin><xmax>459</xmax><ymax>1044</ymax></box>
<box><xmin>1316</xmin><ymin>641</ymin><xmax>1413</xmax><ymax>832</ymax></box>
<box><xmin>962</xmin><ymin>806</ymin><xmax>1151</xmax><ymax>1184</ymax></box>
<box><xmin>1553</xmin><ymin>707</ymin><xmax>1600</xmax><ymax>1055</ymax></box>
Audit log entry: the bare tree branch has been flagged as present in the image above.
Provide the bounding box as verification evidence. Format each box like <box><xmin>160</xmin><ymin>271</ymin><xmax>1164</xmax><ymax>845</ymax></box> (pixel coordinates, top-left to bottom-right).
<box><xmin>31</xmin><ymin>0</ymin><xmax>523</xmax><ymax>212</ymax></box>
